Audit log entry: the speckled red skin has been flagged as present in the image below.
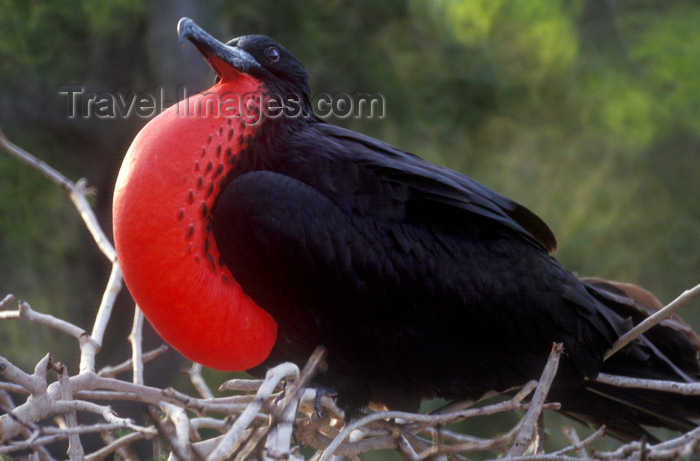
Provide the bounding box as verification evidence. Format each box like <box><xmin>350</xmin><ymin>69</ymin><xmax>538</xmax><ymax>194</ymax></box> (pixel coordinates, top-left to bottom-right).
<box><xmin>113</xmin><ymin>71</ymin><xmax>277</xmax><ymax>370</ymax></box>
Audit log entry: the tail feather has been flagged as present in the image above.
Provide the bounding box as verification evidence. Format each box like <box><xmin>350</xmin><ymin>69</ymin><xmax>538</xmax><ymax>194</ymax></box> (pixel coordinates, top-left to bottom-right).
<box><xmin>554</xmin><ymin>279</ymin><xmax>700</xmax><ymax>442</ymax></box>
<box><xmin>552</xmin><ymin>381</ymin><xmax>699</xmax><ymax>443</ymax></box>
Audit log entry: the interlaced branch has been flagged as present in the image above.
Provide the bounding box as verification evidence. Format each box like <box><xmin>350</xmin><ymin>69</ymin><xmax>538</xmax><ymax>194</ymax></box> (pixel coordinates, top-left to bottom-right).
<box><xmin>1</xmin><ymin>131</ymin><xmax>698</xmax><ymax>460</ymax></box>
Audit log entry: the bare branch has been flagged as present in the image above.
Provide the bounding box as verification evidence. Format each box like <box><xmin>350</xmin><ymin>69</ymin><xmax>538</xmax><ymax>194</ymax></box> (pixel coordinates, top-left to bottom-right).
<box><xmin>208</xmin><ymin>362</ymin><xmax>300</xmax><ymax>461</ymax></box>
<box><xmin>507</xmin><ymin>343</ymin><xmax>563</xmax><ymax>457</ymax></box>
<box><xmin>595</xmin><ymin>373</ymin><xmax>700</xmax><ymax>395</ymax></box>
<box><xmin>81</xmin><ymin>262</ymin><xmax>123</xmax><ymax>374</ymax></box>
<box><xmin>161</xmin><ymin>402</ymin><xmax>199</xmax><ymax>460</ymax></box>
<box><xmin>557</xmin><ymin>426</ymin><xmax>606</xmax><ymax>458</ymax></box>
<box><xmin>98</xmin><ymin>345</ymin><xmax>169</xmax><ymax>378</ymax></box>
<box><xmin>128</xmin><ymin>306</ymin><xmax>146</xmax><ymax>385</ymax></box>
<box><xmin>85</xmin><ymin>427</ymin><xmax>157</xmax><ymax>461</ymax></box>
<box><xmin>56</xmin><ymin>364</ymin><xmax>84</xmax><ymax>460</ymax></box>
<box><xmin>185</xmin><ymin>362</ymin><xmax>215</xmax><ymax>399</ymax></box>
<box><xmin>0</xmin><ymin>129</ymin><xmax>117</xmax><ymax>263</ymax></box>
<box><xmin>605</xmin><ymin>282</ymin><xmax>700</xmax><ymax>361</ymax></box>
<box><xmin>0</xmin><ymin>294</ymin><xmax>15</xmax><ymax>310</ymax></box>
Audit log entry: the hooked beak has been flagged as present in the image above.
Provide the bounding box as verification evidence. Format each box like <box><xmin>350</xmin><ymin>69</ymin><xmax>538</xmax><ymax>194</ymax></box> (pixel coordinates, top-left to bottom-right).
<box><xmin>177</xmin><ymin>17</ymin><xmax>260</xmax><ymax>78</ymax></box>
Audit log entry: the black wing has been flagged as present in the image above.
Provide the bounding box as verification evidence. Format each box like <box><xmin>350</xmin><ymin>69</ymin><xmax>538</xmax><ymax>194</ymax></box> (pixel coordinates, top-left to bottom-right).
<box><xmin>310</xmin><ymin>124</ymin><xmax>557</xmax><ymax>252</ymax></box>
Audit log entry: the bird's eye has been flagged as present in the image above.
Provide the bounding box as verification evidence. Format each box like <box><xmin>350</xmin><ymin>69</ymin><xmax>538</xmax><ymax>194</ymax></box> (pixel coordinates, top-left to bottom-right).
<box><xmin>265</xmin><ymin>46</ymin><xmax>280</xmax><ymax>63</ymax></box>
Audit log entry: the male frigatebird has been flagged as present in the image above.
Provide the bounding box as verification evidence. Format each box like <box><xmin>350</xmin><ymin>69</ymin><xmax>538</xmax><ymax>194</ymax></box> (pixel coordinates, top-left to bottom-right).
<box><xmin>113</xmin><ymin>18</ymin><xmax>700</xmax><ymax>441</ymax></box>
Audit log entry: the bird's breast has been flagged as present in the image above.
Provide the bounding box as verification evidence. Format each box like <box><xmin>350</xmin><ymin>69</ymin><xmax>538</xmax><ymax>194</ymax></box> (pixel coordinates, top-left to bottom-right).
<box><xmin>113</xmin><ymin>80</ymin><xmax>278</xmax><ymax>370</ymax></box>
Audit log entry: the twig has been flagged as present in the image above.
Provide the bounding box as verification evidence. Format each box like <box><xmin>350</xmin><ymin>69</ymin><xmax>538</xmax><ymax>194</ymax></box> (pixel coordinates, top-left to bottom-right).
<box><xmin>145</xmin><ymin>404</ymin><xmax>195</xmax><ymax>461</ymax></box>
<box><xmin>0</xmin><ymin>131</ymin><xmax>123</xmax><ymax>376</ymax></box>
<box><xmin>0</xmin><ymin>129</ymin><xmax>116</xmax><ymax>262</ymax></box>
<box><xmin>507</xmin><ymin>343</ymin><xmax>563</xmax><ymax>457</ymax></box>
<box><xmin>128</xmin><ymin>306</ymin><xmax>145</xmax><ymax>385</ymax></box>
<box><xmin>0</xmin><ymin>300</ymin><xmax>104</xmax><ymax>378</ymax></box>
<box><xmin>161</xmin><ymin>402</ymin><xmax>199</xmax><ymax>460</ymax></box>
<box><xmin>557</xmin><ymin>426</ymin><xmax>606</xmax><ymax>458</ymax></box>
<box><xmin>185</xmin><ymin>362</ymin><xmax>215</xmax><ymax>399</ymax></box>
<box><xmin>219</xmin><ymin>378</ymin><xmax>267</xmax><ymax>392</ymax></box>
<box><xmin>318</xmin><ymin>394</ymin><xmax>561</xmax><ymax>459</ymax></box>
<box><xmin>595</xmin><ymin>373</ymin><xmax>700</xmax><ymax>395</ymax></box>
<box><xmin>208</xmin><ymin>362</ymin><xmax>301</xmax><ymax>461</ymax></box>
<box><xmin>81</xmin><ymin>262</ymin><xmax>123</xmax><ymax>374</ymax></box>
<box><xmin>605</xmin><ymin>282</ymin><xmax>700</xmax><ymax>360</ymax></box>
<box><xmin>86</xmin><ymin>427</ymin><xmax>157</xmax><ymax>461</ymax></box>
<box><xmin>0</xmin><ymin>300</ymin><xmax>86</xmax><ymax>340</ymax></box>
<box><xmin>97</xmin><ymin>345</ymin><xmax>169</xmax><ymax>378</ymax></box>
<box><xmin>56</xmin><ymin>364</ymin><xmax>84</xmax><ymax>459</ymax></box>
<box><xmin>0</xmin><ymin>294</ymin><xmax>15</xmax><ymax>310</ymax></box>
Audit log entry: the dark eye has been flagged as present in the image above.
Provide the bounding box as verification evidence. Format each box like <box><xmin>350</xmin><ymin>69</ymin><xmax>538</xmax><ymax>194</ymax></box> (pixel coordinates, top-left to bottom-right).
<box><xmin>265</xmin><ymin>46</ymin><xmax>280</xmax><ymax>63</ymax></box>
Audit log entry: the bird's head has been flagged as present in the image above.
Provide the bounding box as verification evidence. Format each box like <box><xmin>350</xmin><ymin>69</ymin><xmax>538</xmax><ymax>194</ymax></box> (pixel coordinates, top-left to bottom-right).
<box><xmin>178</xmin><ymin>18</ymin><xmax>313</xmax><ymax>123</ymax></box>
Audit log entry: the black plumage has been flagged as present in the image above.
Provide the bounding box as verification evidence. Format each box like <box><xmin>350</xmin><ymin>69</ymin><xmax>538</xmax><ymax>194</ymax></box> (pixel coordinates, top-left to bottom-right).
<box><xmin>174</xmin><ymin>22</ymin><xmax>700</xmax><ymax>441</ymax></box>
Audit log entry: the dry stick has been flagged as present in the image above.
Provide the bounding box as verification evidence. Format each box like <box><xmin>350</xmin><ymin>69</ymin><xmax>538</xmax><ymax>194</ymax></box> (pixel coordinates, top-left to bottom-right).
<box><xmin>98</xmin><ymin>345</ymin><xmax>169</xmax><ymax>378</ymax></box>
<box><xmin>238</xmin><ymin>346</ymin><xmax>326</xmax><ymax>458</ymax></box>
<box><xmin>0</xmin><ymin>382</ymin><xmax>25</xmax><ymax>394</ymax></box>
<box><xmin>264</xmin><ymin>349</ymin><xmax>327</xmax><ymax>459</ymax></box>
<box><xmin>557</xmin><ymin>426</ymin><xmax>606</xmax><ymax>458</ymax></box>
<box><xmin>417</xmin><ymin>348</ymin><xmax>563</xmax><ymax>460</ymax></box>
<box><xmin>595</xmin><ymin>426</ymin><xmax>700</xmax><ymax>461</ymax></box>
<box><xmin>397</xmin><ymin>380</ymin><xmax>538</xmax><ymax>444</ymax></box>
<box><xmin>0</xmin><ymin>130</ymin><xmax>123</xmax><ymax>375</ymax></box>
<box><xmin>186</xmin><ymin>362</ymin><xmax>215</xmax><ymax>399</ymax></box>
<box><xmin>2</xmin><ymin>366</ymin><xmax>174</xmax><ymax>446</ymax></box>
<box><xmin>56</xmin><ymin>365</ymin><xmax>84</xmax><ymax>460</ymax></box>
<box><xmin>86</xmin><ymin>427</ymin><xmax>157</xmax><ymax>461</ymax></box>
<box><xmin>0</xmin><ymin>294</ymin><xmax>15</xmax><ymax>310</ymax></box>
<box><xmin>265</xmin><ymin>396</ymin><xmax>302</xmax><ymax>460</ymax></box>
<box><xmin>204</xmin><ymin>351</ymin><xmax>325</xmax><ymax>458</ymax></box>
<box><xmin>0</xmin><ymin>300</ymin><xmax>103</xmax><ymax>378</ymax></box>
<box><xmin>0</xmin><ymin>434</ymin><xmax>66</xmax><ymax>457</ymax></box>
<box><xmin>562</xmin><ymin>426</ymin><xmax>586</xmax><ymax>459</ymax></box>
<box><xmin>0</xmin><ymin>300</ymin><xmax>87</xmax><ymax>341</ymax></box>
<box><xmin>507</xmin><ymin>343</ymin><xmax>563</xmax><ymax>457</ymax></box>
<box><xmin>0</xmin><ymin>354</ymin><xmax>47</xmax><ymax>395</ymax></box>
<box><xmin>275</xmin><ymin>345</ymin><xmax>327</xmax><ymax>417</ymax></box>
<box><xmin>485</xmin><ymin>455</ymin><xmax>590</xmax><ymax>461</ymax></box>
<box><xmin>99</xmin><ymin>431</ymin><xmax>135</xmax><ymax>461</ymax></box>
<box><xmin>650</xmin><ymin>425</ymin><xmax>700</xmax><ymax>458</ymax></box>
<box><xmin>208</xmin><ymin>362</ymin><xmax>301</xmax><ymax>461</ymax></box>
<box><xmin>41</xmin><ymin>422</ymin><xmax>152</xmax><ymax>436</ymax></box>
<box><xmin>145</xmin><ymin>404</ymin><xmax>194</xmax><ymax>461</ymax></box>
<box><xmin>219</xmin><ymin>378</ymin><xmax>267</xmax><ymax>392</ymax></box>
<box><xmin>82</xmin><ymin>262</ymin><xmax>123</xmax><ymax>374</ymax></box>
<box><xmin>318</xmin><ymin>394</ymin><xmax>560</xmax><ymax>459</ymax></box>
<box><xmin>128</xmin><ymin>306</ymin><xmax>145</xmax><ymax>385</ymax></box>
<box><xmin>74</xmin><ymin>375</ymin><xmax>250</xmax><ymax>414</ymax></box>
<box><xmin>595</xmin><ymin>373</ymin><xmax>700</xmax><ymax>395</ymax></box>
<box><xmin>0</xmin><ymin>355</ymin><xmax>52</xmax><ymax>443</ymax></box>
<box><xmin>0</xmin><ymin>375</ymin><xmax>55</xmax><ymax>461</ymax></box>
<box><xmin>161</xmin><ymin>402</ymin><xmax>198</xmax><ymax>460</ymax></box>
<box><xmin>0</xmin><ymin>130</ymin><xmax>116</xmax><ymax>263</ymax></box>
<box><xmin>604</xmin><ymin>282</ymin><xmax>700</xmax><ymax>361</ymax></box>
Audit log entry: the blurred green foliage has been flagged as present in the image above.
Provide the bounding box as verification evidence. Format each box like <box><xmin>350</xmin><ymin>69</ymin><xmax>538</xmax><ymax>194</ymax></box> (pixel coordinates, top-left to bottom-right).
<box><xmin>0</xmin><ymin>0</ymin><xmax>698</xmax><ymax>456</ymax></box>
<box><xmin>0</xmin><ymin>0</ymin><xmax>145</xmax><ymax>85</ymax></box>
